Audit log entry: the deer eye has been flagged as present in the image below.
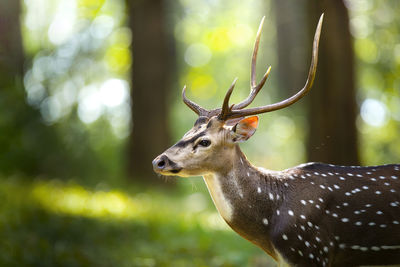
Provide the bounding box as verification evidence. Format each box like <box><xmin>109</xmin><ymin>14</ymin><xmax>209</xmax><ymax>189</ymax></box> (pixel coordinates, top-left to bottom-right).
<box><xmin>198</xmin><ymin>139</ymin><xmax>211</xmax><ymax>147</ymax></box>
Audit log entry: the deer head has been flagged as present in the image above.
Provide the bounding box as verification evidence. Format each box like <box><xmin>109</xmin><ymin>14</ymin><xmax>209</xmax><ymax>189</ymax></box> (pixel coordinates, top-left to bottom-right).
<box><xmin>152</xmin><ymin>14</ymin><xmax>323</xmax><ymax>178</ymax></box>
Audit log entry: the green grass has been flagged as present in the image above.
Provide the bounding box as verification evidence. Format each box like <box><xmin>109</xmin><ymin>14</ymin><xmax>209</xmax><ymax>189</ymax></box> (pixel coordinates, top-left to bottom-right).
<box><xmin>0</xmin><ymin>176</ymin><xmax>275</xmax><ymax>266</ymax></box>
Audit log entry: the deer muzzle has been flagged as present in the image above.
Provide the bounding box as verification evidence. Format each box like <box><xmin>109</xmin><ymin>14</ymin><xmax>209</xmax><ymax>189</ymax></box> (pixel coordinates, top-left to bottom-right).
<box><xmin>152</xmin><ymin>154</ymin><xmax>182</xmax><ymax>175</ymax></box>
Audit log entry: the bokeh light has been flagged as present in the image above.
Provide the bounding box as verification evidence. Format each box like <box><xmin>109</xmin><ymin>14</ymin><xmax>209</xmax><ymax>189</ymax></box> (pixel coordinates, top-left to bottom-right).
<box><xmin>360</xmin><ymin>98</ymin><xmax>388</xmax><ymax>127</ymax></box>
<box><xmin>184</xmin><ymin>43</ymin><xmax>212</xmax><ymax>67</ymax></box>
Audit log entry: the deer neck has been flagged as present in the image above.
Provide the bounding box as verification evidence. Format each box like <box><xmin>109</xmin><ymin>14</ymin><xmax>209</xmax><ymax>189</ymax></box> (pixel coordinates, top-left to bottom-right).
<box><xmin>203</xmin><ymin>145</ymin><xmax>282</xmax><ymax>256</ymax></box>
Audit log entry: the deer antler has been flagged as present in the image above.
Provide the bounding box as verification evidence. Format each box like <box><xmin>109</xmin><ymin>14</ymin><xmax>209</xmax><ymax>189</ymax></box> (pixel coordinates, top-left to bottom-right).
<box><xmin>219</xmin><ymin>14</ymin><xmax>324</xmax><ymax>121</ymax></box>
<box><xmin>182</xmin><ymin>85</ymin><xmax>209</xmax><ymax>116</ymax></box>
<box><xmin>183</xmin><ymin>14</ymin><xmax>324</xmax><ymax>121</ymax></box>
<box><xmin>182</xmin><ymin>17</ymin><xmax>271</xmax><ymax>117</ymax></box>
<box><xmin>232</xmin><ymin>16</ymin><xmax>271</xmax><ymax>110</ymax></box>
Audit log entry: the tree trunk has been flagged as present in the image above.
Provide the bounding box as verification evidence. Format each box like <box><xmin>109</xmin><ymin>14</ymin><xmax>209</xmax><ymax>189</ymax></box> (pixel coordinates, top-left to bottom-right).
<box><xmin>306</xmin><ymin>0</ymin><xmax>360</xmax><ymax>165</ymax></box>
<box><xmin>274</xmin><ymin>0</ymin><xmax>360</xmax><ymax>166</ymax></box>
<box><xmin>0</xmin><ymin>1</ymin><xmax>23</xmax><ymax>76</ymax></box>
<box><xmin>0</xmin><ymin>0</ymin><xmax>34</xmax><ymax>174</ymax></box>
<box><xmin>126</xmin><ymin>0</ymin><xmax>174</xmax><ymax>183</ymax></box>
<box><xmin>274</xmin><ymin>0</ymin><xmax>308</xmax><ymax>97</ymax></box>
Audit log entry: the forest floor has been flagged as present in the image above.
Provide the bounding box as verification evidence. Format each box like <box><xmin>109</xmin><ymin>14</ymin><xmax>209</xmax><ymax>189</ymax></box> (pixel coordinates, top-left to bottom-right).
<box><xmin>0</xmin><ymin>176</ymin><xmax>274</xmax><ymax>267</ymax></box>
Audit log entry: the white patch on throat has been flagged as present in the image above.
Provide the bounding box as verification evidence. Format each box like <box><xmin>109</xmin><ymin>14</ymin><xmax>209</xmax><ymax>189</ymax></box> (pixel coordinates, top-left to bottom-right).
<box><xmin>203</xmin><ymin>174</ymin><xmax>233</xmax><ymax>222</ymax></box>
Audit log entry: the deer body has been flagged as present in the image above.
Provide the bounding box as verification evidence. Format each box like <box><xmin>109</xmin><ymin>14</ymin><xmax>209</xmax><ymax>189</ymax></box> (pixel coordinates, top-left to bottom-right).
<box><xmin>152</xmin><ymin>15</ymin><xmax>400</xmax><ymax>266</ymax></box>
<box><xmin>202</xmin><ymin>146</ymin><xmax>400</xmax><ymax>266</ymax></box>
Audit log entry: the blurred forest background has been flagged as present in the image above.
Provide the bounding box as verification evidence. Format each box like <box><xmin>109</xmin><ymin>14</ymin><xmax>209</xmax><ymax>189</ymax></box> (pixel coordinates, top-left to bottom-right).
<box><xmin>0</xmin><ymin>0</ymin><xmax>399</xmax><ymax>266</ymax></box>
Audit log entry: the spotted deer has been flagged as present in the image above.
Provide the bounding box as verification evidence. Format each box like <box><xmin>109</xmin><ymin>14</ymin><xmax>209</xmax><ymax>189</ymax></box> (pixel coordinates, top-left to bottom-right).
<box><xmin>152</xmin><ymin>15</ymin><xmax>400</xmax><ymax>267</ymax></box>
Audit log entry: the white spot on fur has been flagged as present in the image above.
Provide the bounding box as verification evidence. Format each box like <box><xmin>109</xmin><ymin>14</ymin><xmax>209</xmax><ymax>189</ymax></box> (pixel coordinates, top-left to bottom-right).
<box><xmin>380</xmin><ymin>245</ymin><xmax>400</xmax><ymax>250</ymax></box>
<box><xmin>269</xmin><ymin>193</ymin><xmax>274</xmax><ymax>200</ymax></box>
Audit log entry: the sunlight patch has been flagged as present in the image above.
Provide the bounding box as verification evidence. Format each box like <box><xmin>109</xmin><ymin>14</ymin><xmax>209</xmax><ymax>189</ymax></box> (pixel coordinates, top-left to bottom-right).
<box><xmin>32</xmin><ymin>182</ymin><xmax>136</xmax><ymax>219</ymax></box>
<box><xmin>31</xmin><ymin>181</ymin><xmax>229</xmax><ymax>231</ymax></box>
<box><xmin>99</xmin><ymin>79</ymin><xmax>129</xmax><ymax>108</ymax></box>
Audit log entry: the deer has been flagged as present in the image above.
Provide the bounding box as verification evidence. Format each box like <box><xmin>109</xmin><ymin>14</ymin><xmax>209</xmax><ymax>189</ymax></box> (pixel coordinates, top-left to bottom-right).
<box><xmin>152</xmin><ymin>14</ymin><xmax>400</xmax><ymax>267</ymax></box>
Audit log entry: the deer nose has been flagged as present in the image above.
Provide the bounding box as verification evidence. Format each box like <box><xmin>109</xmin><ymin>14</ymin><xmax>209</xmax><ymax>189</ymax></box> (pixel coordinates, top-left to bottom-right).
<box><xmin>152</xmin><ymin>154</ymin><xmax>169</xmax><ymax>171</ymax></box>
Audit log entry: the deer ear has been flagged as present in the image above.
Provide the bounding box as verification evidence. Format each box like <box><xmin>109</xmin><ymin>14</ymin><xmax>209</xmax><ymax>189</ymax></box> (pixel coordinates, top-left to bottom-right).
<box><xmin>231</xmin><ymin>116</ymin><xmax>259</xmax><ymax>142</ymax></box>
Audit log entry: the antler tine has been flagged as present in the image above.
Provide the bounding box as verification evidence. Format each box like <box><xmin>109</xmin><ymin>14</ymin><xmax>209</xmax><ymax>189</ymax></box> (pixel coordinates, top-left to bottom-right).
<box><xmin>233</xmin><ymin>66</ymin><xmax>271</xmax><ymax>110</ymax></box>
<box><xmin>223</xmin><ymin>14</ymin><xmax>324</xmax><ymax>120</ymax></box>
<box><xmin>251</xmin><ymin>16</ymin><xmax>265</xmax><ymax>89</ymax></box>
<box><xmin>182</xmin><ymin>85</ymin><xmax>209</xmax><ymax>116</ymax></box>
<box><xmin>233</xmin><ymin>17</ymin><xmax>272</xmax><ymax>110</ymax></box>
<box><xmin>218</xmin><ymin>78</ymin><xmax>238</xmax><ymax>120</ymax></box>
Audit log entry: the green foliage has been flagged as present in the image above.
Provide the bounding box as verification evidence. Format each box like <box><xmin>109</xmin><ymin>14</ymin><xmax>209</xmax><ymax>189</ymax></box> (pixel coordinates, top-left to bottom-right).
<box><xmin>13</xmin><ymin>0</ymin><xmax>131</xmax><ymax>179</ymax></box>
<box><xmin>0</xmin><ymin>176</ymin><xmax>272</xmax><ymax>266</ymax></box>
<box><xmin>348</xmin><ymin>0</ymin><xmax>400</xmax><ymax>164</ymax></box>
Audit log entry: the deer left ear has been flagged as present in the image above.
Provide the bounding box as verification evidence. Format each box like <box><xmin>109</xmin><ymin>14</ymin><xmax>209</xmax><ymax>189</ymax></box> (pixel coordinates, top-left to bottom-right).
<box><xmin>230</xmin><ymin>116</ymin><xmax>259</xmax><ymax>142</ymax></box>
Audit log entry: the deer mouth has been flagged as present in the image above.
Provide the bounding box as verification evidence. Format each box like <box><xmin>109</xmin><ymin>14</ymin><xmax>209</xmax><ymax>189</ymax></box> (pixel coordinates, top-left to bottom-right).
<box><xmin>170</xmin><ymin>168</ymin><xmax>182</xmax><ymax>174</ymax></box>
<box><xmin>155</xmin><ymin>167</ymin><xmax>183</xmax><ymax>176</ymax></box>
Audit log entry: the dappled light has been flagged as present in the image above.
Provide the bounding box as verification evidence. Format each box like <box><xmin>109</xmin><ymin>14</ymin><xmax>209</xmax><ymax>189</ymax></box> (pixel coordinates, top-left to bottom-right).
<box><xmin>348</xmin><ymin>0</ymin><xmax>400</xmax><ymax>165</ymax></box>
<box><xmin>33</xmin><ymin>181</ymin><xmax>135</xmax><ymax>219</ymax></box>
<box><xmin>23</xmin><ymin>0</ymin><xmax>131</xmax><ymax>132</ymax></box>
<box><xmin>31</xmin><ymin>180</ymin><xmax>229</xmax><ymax>232</ymax></box>
<box><xmin>47</xmin><ymin>0</ymin><xmax>77</xmax><ymax>45</ymax></box>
